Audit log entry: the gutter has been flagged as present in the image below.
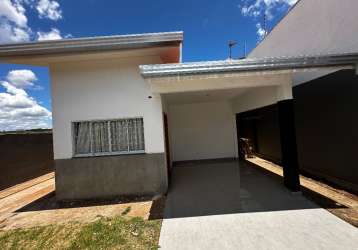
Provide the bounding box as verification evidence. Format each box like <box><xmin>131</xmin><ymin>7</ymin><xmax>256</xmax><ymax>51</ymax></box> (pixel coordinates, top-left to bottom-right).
<box><xmin>0</xmin><ymin>31</ymin><xmax>183</xmax><ymax>57</ymax></box>
<box><xmin>140</xmin><ymin>53</ymin><xmax>358</xmax><ymax>78</ymax></box>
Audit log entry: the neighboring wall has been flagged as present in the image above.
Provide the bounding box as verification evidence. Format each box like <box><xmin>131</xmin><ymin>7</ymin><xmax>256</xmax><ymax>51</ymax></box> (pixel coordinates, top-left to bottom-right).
<box><xmin>294</xmin><ymin>70</ymin><xmax>358</xmax><ymax>192</ymax></box>
<box><xmin>0</xmin><ymin>133</ymin><xmax>54</xmax><ymax>190</ymax></box>
<box><xmin>249</xmin><ymin>0</ymin><xmax>358</xmax><ymax>58</ymax></box>
<box><xmin>168</xmin><ymin>101</ymin><xmax>237</xmax><ymax>162</ymax></box>
<box><xmin>50</xmin><ymin>56</ymin><xmax>165</xmax><ymax>160</ymax></box>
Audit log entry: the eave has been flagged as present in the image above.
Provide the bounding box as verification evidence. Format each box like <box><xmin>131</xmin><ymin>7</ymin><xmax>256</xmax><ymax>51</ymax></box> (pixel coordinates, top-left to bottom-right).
<box><xmin>140</xmin><ymin>53</ymin><xmax>358</xmax><ymax>78</ymax></box>
<box><xmin>0</xmin><ymin>31</ymin><xmax>183</xmax><ymax>65</ymax></box>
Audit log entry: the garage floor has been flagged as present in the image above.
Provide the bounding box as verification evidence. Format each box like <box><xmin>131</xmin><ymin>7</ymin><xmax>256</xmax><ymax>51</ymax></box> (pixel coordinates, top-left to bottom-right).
<box><xmin>159</xmin><ymin>161</ymin><xmax>358</xmax><ymax>250</ymax></box>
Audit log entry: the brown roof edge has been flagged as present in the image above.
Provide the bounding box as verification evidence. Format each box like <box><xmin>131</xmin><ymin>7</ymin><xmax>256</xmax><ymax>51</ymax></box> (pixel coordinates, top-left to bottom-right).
<box><xmin>0</xmin><ymin>31</ymin><xmax>183</xmax><ymax>58</ymax></box>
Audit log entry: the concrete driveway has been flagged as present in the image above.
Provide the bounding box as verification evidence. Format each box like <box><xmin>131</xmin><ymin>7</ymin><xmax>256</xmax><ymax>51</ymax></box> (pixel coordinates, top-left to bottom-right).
<box><xmin>159</xmin><ymin>161</ymin><xmax>358</xmax><ymax>250</ymax></box>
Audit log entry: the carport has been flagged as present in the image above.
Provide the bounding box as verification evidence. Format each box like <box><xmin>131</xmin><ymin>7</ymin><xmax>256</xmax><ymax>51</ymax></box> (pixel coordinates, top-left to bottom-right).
<box><xmin>140</xmin><ymin>53</ymin><xmax>358</xmax><ymax>192</ymax></box>
<box><xmin>140</xmin><ymin>54</ymin><xmax>358</xmax><ymax>249</ymax></box>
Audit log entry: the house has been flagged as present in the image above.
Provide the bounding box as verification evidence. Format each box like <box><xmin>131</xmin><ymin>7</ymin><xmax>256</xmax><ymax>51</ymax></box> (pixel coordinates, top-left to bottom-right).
<box><xmin>0</xmin><ymin>32</ymin><xmax>183</xmax><ymax>200</ymax></box>
<box><xmin>0</xmin><ymin>1</ymin><xmax>357</xmax><ymax>200</ymax></box>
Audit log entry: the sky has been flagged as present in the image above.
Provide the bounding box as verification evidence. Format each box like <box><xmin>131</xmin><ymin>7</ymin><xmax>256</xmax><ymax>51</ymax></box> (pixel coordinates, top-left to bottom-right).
<box><xmin>0</xmin><ymin>0</ymin><xmax>298</xmax><ymax>131</ymax></box>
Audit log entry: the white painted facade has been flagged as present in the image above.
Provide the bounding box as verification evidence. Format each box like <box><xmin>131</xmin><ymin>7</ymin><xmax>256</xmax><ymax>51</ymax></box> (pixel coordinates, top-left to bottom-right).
<box><xmin>231</xmin><ymin>84</ymin><xmax>292</xmax><ymax>114</ymax></box>
<box><xmin>167</xmin><ymin>101</ymin><xmax>237</xmax><ymax>162</ymax></box>
<box><xmin>48</xmin><ymin>43</ymin><xmax>294</xmax><ymax>163</ymax></box>
<box><xmin>50</xmin><ymin>56</ymin><xmax>165</xmax><ymax>159</ymax></box>
<box><xmin>47</xmin><ymin>0</ymin><xmax>358</xmax><ymax>164</ymax></box>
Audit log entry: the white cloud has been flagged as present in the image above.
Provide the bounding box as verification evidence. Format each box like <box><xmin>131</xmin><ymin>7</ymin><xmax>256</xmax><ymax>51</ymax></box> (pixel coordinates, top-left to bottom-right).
<box><xmin>37</xmin><ymin>27</ymin><xmax>62</xmax><ymax>40</ymax></box>
<box><xmin>0</xmin><ymin>22</ymin><xmax>30</xmax><ymax>43</ymax></box>
<box><xmin>240</xmin><ymin>0</ymin><xmax>298</xmax><ymax>20</ymax></box>
<box><xmin>0</xmin><ymin>77</ymin><xmax>52</xmax><ymax>131</ymax></box>
<box><xmin>0</xmin><ymin>0</ymin><xmax>31</xmax><ymax>43</ymax></box>
<box><xmin>6</xmin><ymin>69</ymin><xmax>38</xmax><ymax>88</ymax></box>
<box><xmin>256</xmin><ymin>23</ymin><xmax>266</xmax><ymax>40</ymax></box>
<box><xmin>0</xmin><ymin>0</ymin><xmax>68</xmax><ymax>44</ymax></box>
<box><xmin>0</xmin><ymin>0</ymin><xmax>27</xmax><ymax>27</ymax></box>
<box><xmin>1</xmin><ymin>81</ymin><xmax>27</xmax><ymax>96</ymax></box>
<box><xmin>36</xmin><ymin>0</ymin><xmax>62</xmax><ymax>20</ymax></box>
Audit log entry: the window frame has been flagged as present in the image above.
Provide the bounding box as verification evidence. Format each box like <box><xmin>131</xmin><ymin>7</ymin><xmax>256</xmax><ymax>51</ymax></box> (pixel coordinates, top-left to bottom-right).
<box><xmin>71</xmin><ymin>117</ymin><xmax>145</xmax><ymax>158</ymax></box>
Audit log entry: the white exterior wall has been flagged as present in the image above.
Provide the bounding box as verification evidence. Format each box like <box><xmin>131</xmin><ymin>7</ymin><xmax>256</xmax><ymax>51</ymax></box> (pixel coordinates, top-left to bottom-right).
<box><xmin>50</xmin><ymin>56</ymin><xmax>165</xmax><ymax>160</ymax></box>
<box><xmin>250</xmin><ymin>0</ymin><xmax>358</xmax><ymax>58</ymax></box>
<box><xmin>168</xmin><ymin>101</ymin><xmax>237</xmax><ymax>162</ymax></box>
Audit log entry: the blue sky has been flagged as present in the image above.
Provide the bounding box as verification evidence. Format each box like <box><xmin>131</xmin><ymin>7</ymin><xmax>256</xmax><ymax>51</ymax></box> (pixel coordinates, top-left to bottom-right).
<box><xmin>0</xmin><ymin>0</ymin><xmax>297</xmax><ymax>131</ymax></box>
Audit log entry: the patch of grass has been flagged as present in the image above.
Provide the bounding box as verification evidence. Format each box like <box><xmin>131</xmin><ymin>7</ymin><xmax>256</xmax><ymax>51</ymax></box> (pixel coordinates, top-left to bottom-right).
<box><xmin>0</xmin><ymin>216</ymin><xmax>161</xmax><ymax>250</ymax></box>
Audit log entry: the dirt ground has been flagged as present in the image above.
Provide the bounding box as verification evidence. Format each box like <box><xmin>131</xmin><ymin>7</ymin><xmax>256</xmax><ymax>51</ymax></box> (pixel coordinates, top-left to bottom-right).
<box><xmin>0</xmin><ymin>173</ymin><xmax>165</xmax><ymax>231</ymax></box>
<box><xmin>247</xmin><ymin>156</ymin><xmax>358</xmax><ymax>227</ymax></box>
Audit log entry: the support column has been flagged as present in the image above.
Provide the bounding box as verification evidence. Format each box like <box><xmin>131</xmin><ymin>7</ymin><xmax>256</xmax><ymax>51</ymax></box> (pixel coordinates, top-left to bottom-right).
<box><xmin>236</xmin><ymin>114</ymin><xmax>245</xmax><ymax>161</ymax></box>
<box><xmin>277</xmin><ymin>96</ymin><xmax>301</xmax><ymax>192</ymax></box>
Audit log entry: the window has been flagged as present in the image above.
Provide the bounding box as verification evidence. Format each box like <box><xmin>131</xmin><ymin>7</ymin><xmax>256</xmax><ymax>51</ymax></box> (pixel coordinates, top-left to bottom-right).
<box><xmin>73</xmin><ymin>118</ymin><xmax>145</xmax><ymax>156</ymax></box>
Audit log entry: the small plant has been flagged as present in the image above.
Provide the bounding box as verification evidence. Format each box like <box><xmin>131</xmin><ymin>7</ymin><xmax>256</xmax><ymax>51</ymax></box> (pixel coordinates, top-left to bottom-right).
<box><xmin>121</xmin><ymin>206</ymin><xmax>131</xmax><ymax>216</ymax></box>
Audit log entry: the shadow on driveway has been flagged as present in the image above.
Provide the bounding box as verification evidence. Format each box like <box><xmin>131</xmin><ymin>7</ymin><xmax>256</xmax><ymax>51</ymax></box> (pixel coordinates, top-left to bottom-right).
<box><xmin>163</xmin><ymin>160</ymin><xmax>343</xmax><ymax>219</ymax></box>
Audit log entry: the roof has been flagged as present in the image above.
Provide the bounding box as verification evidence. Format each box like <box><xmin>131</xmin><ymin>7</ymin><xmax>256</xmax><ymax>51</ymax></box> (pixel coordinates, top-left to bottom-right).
<box><xmin>140</xmin><ymin>53</ymin><xmax>358</xmax><ymax>78</ymax></box>
<box><xmin>0</xmin><ymin>31</ymin><xmax>183</xmax><ymax>58</ymax></box>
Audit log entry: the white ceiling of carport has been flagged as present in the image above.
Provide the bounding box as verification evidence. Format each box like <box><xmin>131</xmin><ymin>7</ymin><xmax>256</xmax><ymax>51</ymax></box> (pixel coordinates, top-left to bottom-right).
<box><xmin>163</xmin><ymin>87</ymin><xmax>250</xmax><ymax>105</ymax></box>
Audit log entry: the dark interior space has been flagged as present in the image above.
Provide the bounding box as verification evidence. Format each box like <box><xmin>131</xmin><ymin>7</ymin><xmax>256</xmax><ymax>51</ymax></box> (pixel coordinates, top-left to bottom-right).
<box><xmin>237</xmin><ymin>69</ymin><xmax>358</xmax><ymax>193</ymax></box>
<box><xmin>0</xmin><ymin>132</ymin><xmax>54</xmax><ymax>190</ymax></box>
<box><xmin>237</xmin><ymin>104</ymin><xmax>282</xmax><ymax>164</ymax></box>
<box><xmin>293</xmin><ymin>69</ymin><xmax>358</xmax><ymax>193</ymax></box>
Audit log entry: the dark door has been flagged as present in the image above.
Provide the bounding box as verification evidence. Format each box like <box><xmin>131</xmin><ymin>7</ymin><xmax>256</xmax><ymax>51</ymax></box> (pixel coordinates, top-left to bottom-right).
<box><xmin>236</xmin><ymin>113</ymin><xmax>258</xmax><ymax>160</ymax></box>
